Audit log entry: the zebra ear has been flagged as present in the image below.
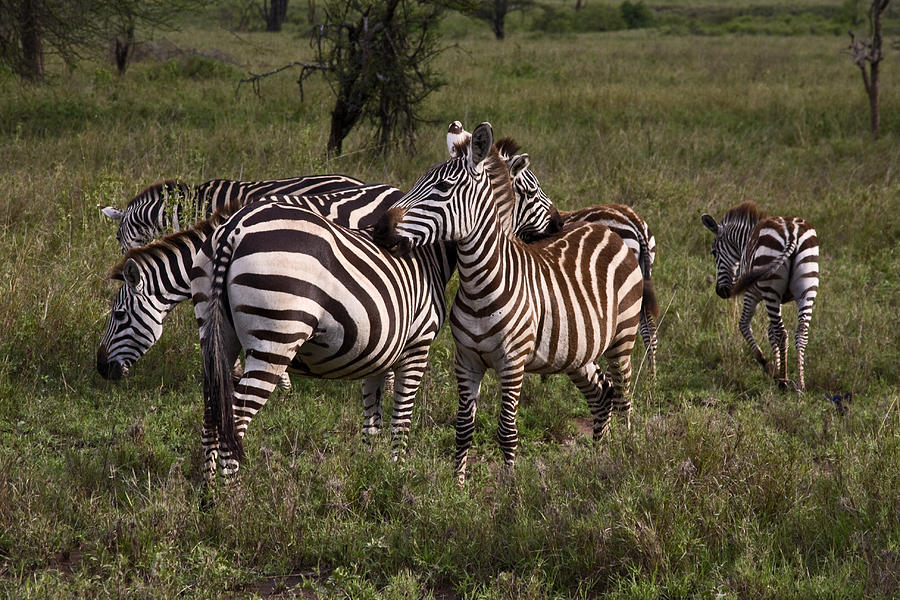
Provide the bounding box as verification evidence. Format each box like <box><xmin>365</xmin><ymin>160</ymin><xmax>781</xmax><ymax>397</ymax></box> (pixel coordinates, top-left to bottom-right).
<box><xmin>701</xmin><ymin>214</ymin><xmax>719</xmax><ymax>233</ymax></box>
<box><xmin>99</xmin><ymin>205</ymin><xmax>125</xmax><ymax>221</ymax></box>
<box><xmin>469</xmin><ymin>122</ymin><xmax>494</xmax><ymax>171</ymax></box>
<box><xmin>447</xmin><ymin>121</ymin><xmax>471</xmax><ymax>158</ymax></box>
<box><xmin>508</xmin><ymin>153</ymin><xmax>531</xmax><ymax>179</ymax></box>
<box><xmin>122</xmin><ymin>259</ymin><xmax>142</xmax><ymax>290</ymax></box>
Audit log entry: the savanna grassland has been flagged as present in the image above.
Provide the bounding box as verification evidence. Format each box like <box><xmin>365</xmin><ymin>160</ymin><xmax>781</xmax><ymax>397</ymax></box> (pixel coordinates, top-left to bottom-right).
<box><xmin>1</xmin><ymin>2</ymin><xmax>899</xmax><ymax>598</ymax></box>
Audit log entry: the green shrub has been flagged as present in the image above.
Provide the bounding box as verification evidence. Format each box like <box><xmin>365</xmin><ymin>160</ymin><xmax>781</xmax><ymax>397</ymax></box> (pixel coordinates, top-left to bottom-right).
<box><xmin>621</xmin><ymin>1</ymin><xmax>654</xmax><ymax>29</ymax></box>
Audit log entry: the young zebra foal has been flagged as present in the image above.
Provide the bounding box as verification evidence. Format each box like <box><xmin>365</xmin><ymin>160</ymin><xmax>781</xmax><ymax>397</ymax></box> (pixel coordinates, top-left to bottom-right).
<box><xmin>375</xmin><ymin>122</ymin><xmax>647</xmax><ymax>484</ymax></box>
<box><xmin>701</xmin><ymin>202</ymin><xmax>819</xmax><ymax>391</ymax></box>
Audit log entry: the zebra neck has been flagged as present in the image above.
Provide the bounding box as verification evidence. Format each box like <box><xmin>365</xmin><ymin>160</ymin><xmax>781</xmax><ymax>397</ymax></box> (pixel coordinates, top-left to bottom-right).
<box><xmin>455</xmin><ymin>210</ymin><xmax>518</xmax><ymax>299</ymax></box>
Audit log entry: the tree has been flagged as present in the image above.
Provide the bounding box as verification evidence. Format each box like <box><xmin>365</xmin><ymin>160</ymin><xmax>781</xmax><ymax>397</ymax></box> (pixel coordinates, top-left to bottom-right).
<box><xmin>848</xmin><ymin>0</ymin><xmax>892</xmax><ymax>137</ymax></box>
<box><xmin>468</xmin><ymin>0</ymin><xmax>534</xmax><ymax>40</ymax></box>
<box><xmin>0</xmin><ymin>0</ymin><xmax>200</xmax><ymax>80</ymax></box>
<box><xmin>259</xmin><ymin>0</ymin><xmax>289</xmax><ymax>31</ymax></box>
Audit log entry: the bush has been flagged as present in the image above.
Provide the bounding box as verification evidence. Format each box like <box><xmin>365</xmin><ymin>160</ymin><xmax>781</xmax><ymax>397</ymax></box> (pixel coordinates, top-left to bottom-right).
<box><xmin>621</xmin><ymin>1</ymin><xmax>654</xmax><ymax>29</ymax></box>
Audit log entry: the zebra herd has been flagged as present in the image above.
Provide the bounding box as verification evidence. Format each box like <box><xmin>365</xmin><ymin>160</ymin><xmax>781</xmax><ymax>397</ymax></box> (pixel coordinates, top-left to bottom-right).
<box><xmin>97</xmin><ymin>120</ymin><xmax>819</xmax><ymax>486</ymax></box>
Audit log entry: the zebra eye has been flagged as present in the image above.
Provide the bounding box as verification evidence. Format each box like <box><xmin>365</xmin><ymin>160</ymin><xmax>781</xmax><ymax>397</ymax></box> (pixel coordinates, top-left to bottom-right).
<box><xmin>434</xmin><ymin>181</ymin><xmax>451</xmax><ymax>193</ymax></box>
<box><xmin>113</xmin><ymin>309</ymin><xmax>127</xmax><ymax>320</ymax></box>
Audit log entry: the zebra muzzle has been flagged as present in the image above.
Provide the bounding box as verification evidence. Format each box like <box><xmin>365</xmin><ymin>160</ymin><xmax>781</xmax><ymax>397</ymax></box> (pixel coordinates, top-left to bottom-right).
<box><xmin>96</xmin><ymin>346</ymin><xmax>128</xmax><ymax>380</ymax></box>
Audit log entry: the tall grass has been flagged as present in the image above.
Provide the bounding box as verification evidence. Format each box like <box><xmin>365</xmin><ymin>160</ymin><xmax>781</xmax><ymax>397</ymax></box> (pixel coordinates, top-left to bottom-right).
<box><xmin>1</xmin><ymin>13</ymin><xmax>898</xmax><ymax>599</ymax></box>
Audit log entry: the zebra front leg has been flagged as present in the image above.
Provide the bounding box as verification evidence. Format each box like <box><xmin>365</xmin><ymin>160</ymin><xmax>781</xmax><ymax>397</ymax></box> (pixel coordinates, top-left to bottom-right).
<box><xmin>454</xmin><ymin>364</ymin><xmax>485</xmax><ymax>486</ymax></box>
<box><xmin>568</xmin><ymin>363</ymin><xmax>614</xmax><ymax>440</ymax></box>
<box><xmin>388</xmin><ymin>350</ymin><xmax>430</xmax><ymax>460</ymax></box>
<box><xmin>496</xmin><ymin>364</ymin><xmax>526</xmax><ymax>470</ymax></box>
<box><xmin>765</xmin><ymin>301</ymin><xmax>789</xmax><ymax>389</ymax></box>
<box><xmin>361</xmin><ymin>373</ymin><xmax>389</xmax><ymax>442</ymax></box>
<box><xmin>738</xmin><ymin>292</ymin><xmax>774</xmax><ymax>377</ymax></box>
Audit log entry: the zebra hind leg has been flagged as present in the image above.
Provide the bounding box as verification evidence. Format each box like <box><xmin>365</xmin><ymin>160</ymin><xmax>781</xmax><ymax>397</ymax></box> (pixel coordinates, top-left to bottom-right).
<box><xmin>568</xmin><ymin>363</ymin><xmax>614</xmax><ymax>440</ymax></box>
<box><xmin>765</xmin><ymin>301</ymin><xmax>789</xmax><ymax>389</ymax></box>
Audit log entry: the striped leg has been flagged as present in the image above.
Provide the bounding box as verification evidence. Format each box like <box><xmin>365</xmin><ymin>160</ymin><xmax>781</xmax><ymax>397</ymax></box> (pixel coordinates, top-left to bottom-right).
<box><xmin>794</xmin><ymin>293</ymin><xmax>816</xmax><ymax>393</ymax></box>
<box><xmin>605</xmin><ymin>329</ymin><xmax>636</xmax><ymax>428</ymax></box>
<box><xmin>496</xmin><ymin>364</ymin><xmax>526</xmax><ymax>468</ymax></box>
<box><xmin>361</xmin><ymin>373</ymin><xmax>390</xmax><ymax>439</ymax></box>
<box><xmin>568</xmin><ymin>363</ymin><xmax>613</xmax><ymax>440</ymax></box>
<box><xmin>454</xmin><ymin>363</ymin><xmax>485</xmax><ymax>485</ymax></box>
<box><xmin>738</xmin><ymin>291</ymin><xmax>774</xmax><ymax>377</ymax></box>
<box><xmin>639</xmin><ymin>311</ymin><xmax>658</xmax><ymax>380</ymax></box>
<box><xmin>388</xmin><ymin>349</ymin><xmax>430</xmax><ymax>459</ymax></box>
<box><xmin>222</xmin><ymin>350</ymin><xmax>294</xmax><ymax>480</ymax></box>
<box><xmin>764</xmin><ymin>299</ymin><xmax>789</xmax><ymax>388</ymax></box>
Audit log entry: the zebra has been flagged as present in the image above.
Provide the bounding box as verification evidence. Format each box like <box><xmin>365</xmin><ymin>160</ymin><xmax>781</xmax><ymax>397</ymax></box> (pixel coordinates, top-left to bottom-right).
<box><xmin>99</xmin><ymin>174</ymin><xmax>364</xmax><ymax>253</ymax></box>
<box><xmin>447</xmin><ymin>121</ymin><xmax>659</xmax><ymax>378</ymax></box>
<box><xmin>200</xmin><ymin>132</ymin><xmax>562</xmax><ymax>484</ymax></box>
<box><xmin>374</xmin><ymin>122</ymin><xmax>649</xmax><ymax>484</ymax></box>
<box><xmin>97</xmin><ymin>183</ymin><xmax>402</xmax><ymax>383</ymax></box>
<box><xmin>99</xmin><ymin>180</ymin><xmax>193</xmax><ymax>252</ymax></box>
<box><xmin>701</xmin><ymin>201</ymin><xmax>819</xmax><ymax>392</ymax></box>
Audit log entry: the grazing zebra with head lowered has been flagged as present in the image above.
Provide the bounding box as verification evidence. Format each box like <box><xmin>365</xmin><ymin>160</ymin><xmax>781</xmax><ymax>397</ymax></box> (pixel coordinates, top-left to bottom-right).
<box><xmin>374</xmin><ymin>122</ymin><xmax>649</xmax><ymax>484</ymax></box>
<box><xmin>99</xmin><ymin>174</ymin><xmax>364</xmax><ymax>253</ymax></box>
<box><xmin>99</xmin><ymin>180</ymin><xmax>193</xmax><ymax>252</ymax></box>
<box><xmin>97</xmin><ymin>183</ymin><xmax>401</xmax><ymax>382</ymax></box>
<box><xmin>447</xmin><ymin>121</ymin><xmax>660</xmax><ymax>378</ymax></box>
<box><xmin>701</xmin><ymin>201</ymin><xmax>819</xmax><ymax>391</ymax></box>
<box><xmin>200</xmin><ymin>139</ymin><xmax>563</xmax><ymax>484</ymax></box>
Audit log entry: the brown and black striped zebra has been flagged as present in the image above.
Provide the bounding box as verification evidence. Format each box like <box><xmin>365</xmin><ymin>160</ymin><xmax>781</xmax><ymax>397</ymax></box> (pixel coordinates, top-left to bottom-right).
<box><xmin>375</xmin><ymin>122</ymin><xmax>650</xmax><ymax>484</ymax></box>
<box><xmin>702</xmin><ymin>201</ymin><xmax>819</xmax><ymax>391</ymax></box>
<box><xmin>447</xmin><ymin>121</ymin><xmax>660</xmax><ymax>379</ymax></box>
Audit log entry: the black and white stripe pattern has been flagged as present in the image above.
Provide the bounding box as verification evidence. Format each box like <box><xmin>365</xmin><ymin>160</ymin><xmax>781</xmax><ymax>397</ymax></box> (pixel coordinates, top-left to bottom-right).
<box><xmin>198</xmin><ymin>149</ymin><xmax>561</xmax><ymax>483</ymax></box>
<box><xmin>374</xmin><ymin>122</ymin><xmax>647</xmax><ymax>484</ymax></box>
<box><xmin>448</xmin><ymin>121</ymin><xmax>659</xmax><ymax>378</ymax></box>
<box><xmin>97</xmin><ymin>183</ymin><xmax>400</xmax><ymax>381</ymax></box>
<box><xmin>99</xmin><ymin>180</ymin><xmax>192</xmax><ymax>252</ymax></box>
<box><xmin>702</xmin><ymin>201</ymin><xmax>819</xmax><ymax>391</ymax></box>
<box><xmin>99</xmin><ymin>174</ymin><xmax>364</xmax><ymax>253</ymax></box>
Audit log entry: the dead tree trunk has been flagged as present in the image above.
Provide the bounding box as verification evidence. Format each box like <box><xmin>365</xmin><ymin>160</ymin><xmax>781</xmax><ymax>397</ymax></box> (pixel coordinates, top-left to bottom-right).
<box><xmin>849</xmin><ymin>0</ymin><xmax>891</xmax><ymax>137</ymax></box>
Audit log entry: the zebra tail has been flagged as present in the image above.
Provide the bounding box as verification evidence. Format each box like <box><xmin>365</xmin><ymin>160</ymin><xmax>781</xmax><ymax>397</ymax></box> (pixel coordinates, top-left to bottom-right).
<box><xmin>636</xmin><ymin>232</ymin><xmax>659</xmax><ymax>320</ymax></box>
<box><xmin>202</xmin><ymin>232</ymin><xmax>244</xmax><ymax>462</ymax></box>
<box><xmin>730</xmin><ymin>236</ymin><xmax>797</xmax><ymax>298</ymax></box>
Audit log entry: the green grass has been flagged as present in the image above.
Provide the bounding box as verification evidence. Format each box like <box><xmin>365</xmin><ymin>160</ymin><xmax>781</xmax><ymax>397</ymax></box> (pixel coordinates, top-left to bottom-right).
<box><xmin>1</xmin><ymin>7</ymin><xmax>899</xmax><ymax>599</ymax></box>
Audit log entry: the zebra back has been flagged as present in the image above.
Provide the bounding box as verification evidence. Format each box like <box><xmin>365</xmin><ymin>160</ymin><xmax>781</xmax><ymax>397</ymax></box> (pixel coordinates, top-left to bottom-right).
<box><xmin>97</xmin><ymin>183</ymin><xmax>401</xmax><ymax>381</ymax></box>
<box><xmin>103</xmin><ymin>174</ymin><xmax>365</xmax><ymax>253</ymax></box>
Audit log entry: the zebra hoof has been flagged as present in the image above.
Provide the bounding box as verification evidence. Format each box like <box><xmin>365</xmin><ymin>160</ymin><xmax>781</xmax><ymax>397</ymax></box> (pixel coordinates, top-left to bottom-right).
<box><xmin>776</xmin><ymin>378</ymin><xmax>791</xmax><ymax>391</ymax></box>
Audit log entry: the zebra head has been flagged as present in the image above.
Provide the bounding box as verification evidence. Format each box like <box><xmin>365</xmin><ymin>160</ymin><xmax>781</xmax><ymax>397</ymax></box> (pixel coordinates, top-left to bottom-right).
<box><xmin>446</xmin><ymin>121</ymin><xmax>563</xmax><ymax>242</ymax></box>
<box><xmin>100</xmin><ymin>180</ymin><xmax>191</xmax><ymax>253</ymax></box>
<box><xmin>702</xmin><ymin>212</ymin><xmax>743</xmax><ymax>298</ymax></box>
<box><xmin>374</xmin><ymin>122</ymin><xmax>498</xmax><ymax>253</ymax></box>
<box><xmin>97</xmin><ymin>257</ymin><xmax>170</xmax><ymax>380</ymax></box>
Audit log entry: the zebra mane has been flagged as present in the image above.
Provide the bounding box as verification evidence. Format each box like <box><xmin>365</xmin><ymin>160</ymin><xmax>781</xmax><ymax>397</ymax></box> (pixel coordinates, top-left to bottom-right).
<box><xmin>494</xmin><ymin>137</ymin><xmax>521</xmax><ymax>159</ymax></box>
<box><xmin>722</xmin><ymin>201</ymin><xmax>765</xmax><ymax>226</ymax></box>
<box><xmin>107</xmin><ymin>216</ymin><xmax>219</xmax><ymax>280</ymax></box>
<box><xmin>483</xmin><ymin>146</ymin><xmax>518</xmax><ymax>232</ymax></box>
<box><xmin>126</xmin><ymin>179</ymin><xmax>190</xmax><ymax>208</ymax></box>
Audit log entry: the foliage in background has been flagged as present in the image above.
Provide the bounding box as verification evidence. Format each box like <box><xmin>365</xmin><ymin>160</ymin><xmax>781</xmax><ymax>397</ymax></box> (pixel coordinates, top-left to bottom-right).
<box><xmin>0</xmin><ymin>4</ymin><xmax>899</xmax><ymax>598</ymax></box>
<box><xmin>303</xmin><ymin>0</ymin><xmax>447</xmax><ymax>155</ymax></box>
<box><xmin>0</xmin><ymin>0</ymin><xmax>201</xmax><ymax>80</ymax></box>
